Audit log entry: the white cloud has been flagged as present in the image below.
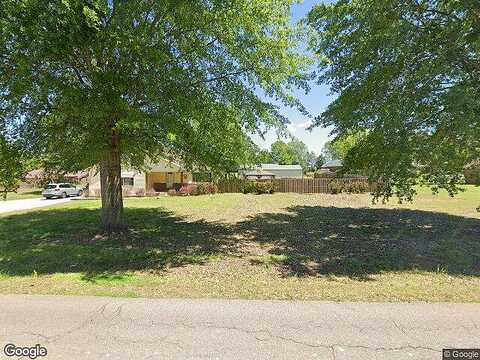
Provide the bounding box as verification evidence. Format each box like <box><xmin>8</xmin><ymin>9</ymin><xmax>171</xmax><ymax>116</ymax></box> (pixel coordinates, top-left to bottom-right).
<box><xmin>287</xmin><ymin>120</ymin><xmax>312</xmax><ymax>133</ymax></box>
<box><xmin>286</xmin><ymin>123</ymin><xmax>298</xmax><ymax>133</ymax></box>
<box><xmin>287</xmin><ymin>119</ymin><xmax>313</xmax><ymax>133</ymax></box>
<box><xmin>297</xmin><ymin>120</ymin><xmax>313</xmax><ymax>129</ymax></box>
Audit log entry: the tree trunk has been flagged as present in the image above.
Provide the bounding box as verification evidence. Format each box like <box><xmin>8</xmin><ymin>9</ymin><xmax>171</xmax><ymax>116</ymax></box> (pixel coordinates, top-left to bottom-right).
<box><xmin>100</xmin><ymin>130</ymin><xmax>127</xmax><ymax>233</ymax></box>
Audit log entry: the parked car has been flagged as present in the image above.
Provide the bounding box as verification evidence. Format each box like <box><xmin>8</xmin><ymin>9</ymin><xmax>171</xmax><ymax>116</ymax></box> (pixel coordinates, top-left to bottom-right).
<box><xmin>42</xmin><ymin>183</ymin><xmax>83</xmax><ymax>199</ymax></box>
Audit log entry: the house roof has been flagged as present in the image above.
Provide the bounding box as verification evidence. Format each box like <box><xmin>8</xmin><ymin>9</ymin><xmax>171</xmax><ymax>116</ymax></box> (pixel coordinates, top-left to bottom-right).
<box><xmin>25</xmin><ymin>169</ymin><xmax>43</xmax><ymax>178</ymax></box>
<box><xmin>243</xmin><ymin>171</ymin><xmax>276</xmax><ymax>177</ymax></box>
<box><xmin>260</xmin><ymin>163</ymin><xmax>303</xmax><ymax>171</ymax></box>
<box><xmin>322</xmin><ymin>160</ymin><xmax>343</xmax><ymax>168</ymax></box>
<box><xmin>25</xmin><ymin>169</ymin><xmax>89</xmax><ymax>180</ymax></box>
<box><xmin>147</xmin><ymin>158</ymin><xmax>185</xmax><ymax>172</ymax></box>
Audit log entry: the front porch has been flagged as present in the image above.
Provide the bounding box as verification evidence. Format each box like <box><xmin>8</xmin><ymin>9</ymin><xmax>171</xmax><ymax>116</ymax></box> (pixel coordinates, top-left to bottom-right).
<box><xmin>146</xmin><ymin>171</ymin><xmax>192</xmax><ymax>192</ymax></box>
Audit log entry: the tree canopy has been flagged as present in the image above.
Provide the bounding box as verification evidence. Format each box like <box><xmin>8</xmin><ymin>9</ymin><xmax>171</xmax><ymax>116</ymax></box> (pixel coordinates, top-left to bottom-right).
<box><xmin>270</xmin><ymin>140</ymin><xmax>295</xmax><ymax>165</ymax></box>
<box><xmin>269</xmin><ymin>138</ymin><xmax>316</xmax><ymax>171</ymax></box>
<box><xmin>314</xmin><ymin>154</ymin><xmax>325</xmax><ymax>170</ymax></box>
<box><xmin>256</xmin><ymin>148</ymin><xmax>274</xmax><ymax>164</ymax></box>
<box><xmin>0</xmin><ymin>135</ymin><xmax>27</xmax><ymax>200</ymax></box>
<box><xmin>1</xmin><ymin>0</ymin><xmax>310</xmax><ymax>230</ymax></box>
<box><xmin>321</xmin><ymin>132</ymin><xmax>365</xmax><ymax>162</ymax></box>
<box><xmin>308</xmin><ymin>0</ymin><xmax>480</xmax><ymax>200</ymax></box>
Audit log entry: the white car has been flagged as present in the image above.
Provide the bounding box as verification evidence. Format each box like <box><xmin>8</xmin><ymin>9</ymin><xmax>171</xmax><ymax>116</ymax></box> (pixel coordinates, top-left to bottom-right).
<box><xmin>42</xmin><ymin>183</ymin><xmax>83</xmax><ymax>199</ymax></box>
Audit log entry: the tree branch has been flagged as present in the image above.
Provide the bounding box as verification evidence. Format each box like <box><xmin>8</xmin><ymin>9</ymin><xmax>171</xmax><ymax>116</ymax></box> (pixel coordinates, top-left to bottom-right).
<box><xmin>190</xmin><ymin>69</ymin><xmax>250</xmax><ymax>88</ymax></box>
<box><xmin>70</xmin><ymin>66</ymin><xmax>91</xmax><ymax>88</ymax></box>
<box><xmin>106</xmin><ymin>0</ymin><xmax>119</xmax><ymax>27</ymax></box>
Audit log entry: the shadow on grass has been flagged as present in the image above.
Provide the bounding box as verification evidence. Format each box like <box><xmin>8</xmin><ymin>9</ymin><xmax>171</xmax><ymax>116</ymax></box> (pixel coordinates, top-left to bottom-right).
<box><xmin>238</xmin><ymin>206</ymin><xmax>480</xmax><ymax>278</ymax></box>
<box><xmin>0</xmin><ymin>204</ymin><xmax>478</xmax><ymax>280</ymax></box>
<box><xmin>0</xmin><ymin>207</ymin><xmax>236</xmax><ymax>281</ymax></box>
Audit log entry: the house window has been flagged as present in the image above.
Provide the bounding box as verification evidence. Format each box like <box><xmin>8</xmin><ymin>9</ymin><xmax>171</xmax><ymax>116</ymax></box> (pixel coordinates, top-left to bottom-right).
<box><xmin>121</xmin><ymin>177</ymin><xmax>134</xmax><ymax>186</ymax></box>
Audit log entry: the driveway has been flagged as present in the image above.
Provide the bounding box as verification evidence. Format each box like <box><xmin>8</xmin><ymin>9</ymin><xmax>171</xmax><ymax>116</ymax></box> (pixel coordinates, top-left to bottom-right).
<box><xmin>0</xmin><ymin>296</ymin><xmax>478</xmax><ymax>359</ymax></box>
<box><xmin>0</xmin><ymin>197</ymin><xmax>72</xmax><ymax>214</ymax></box>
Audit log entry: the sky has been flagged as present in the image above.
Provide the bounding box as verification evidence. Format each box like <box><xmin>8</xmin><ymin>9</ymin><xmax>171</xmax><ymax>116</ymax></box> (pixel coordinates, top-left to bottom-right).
<box><xmin>250</xmin><ymin>0</ymin><xmax>334</xmax><ymax>156</ymax></box>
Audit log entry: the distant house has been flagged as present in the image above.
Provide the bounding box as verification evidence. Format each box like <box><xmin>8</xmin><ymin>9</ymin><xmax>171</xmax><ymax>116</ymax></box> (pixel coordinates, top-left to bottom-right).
<box><xmin>239</xmin><ymin>164</ymin><xmax>303</xmax><ymax>179</ymax></box>
<box><xmin>464</xmin><ymin>160</ymin><xmax>480</xmax><ymax>185</ymax></box>
<box><xmin>25</xmin><ymin>169</ymin><xmax>89</xmax><ymax>186</ymax></box>
<box><xmin>88</xmin><ymin>158</ymin><xmax>193</xmax><ymax>196</ymax></box>
<box><xmin>321</xmin><ymin>159</ymin><xmax>343</xmax><ymax>173</ymax></box>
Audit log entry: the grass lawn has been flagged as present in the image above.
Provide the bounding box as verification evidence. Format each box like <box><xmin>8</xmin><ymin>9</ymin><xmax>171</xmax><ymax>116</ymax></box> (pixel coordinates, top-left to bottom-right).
<box><xmin>0</xmin><ymin>186</ymin><xmax>479</xmax><ymax>302</ymax></box>
<box><xmin>3</xmin><ymin>188</ymin><xmax>43</xmax><ymax>200</ymax></box>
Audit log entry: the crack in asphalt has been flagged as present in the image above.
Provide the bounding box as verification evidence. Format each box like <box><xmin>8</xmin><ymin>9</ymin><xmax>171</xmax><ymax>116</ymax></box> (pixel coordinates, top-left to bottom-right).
<box><xmin>24</xmin><ymin>301</ymin><xmax>125</xmax><ymax>344</ymax></box>
<box><xmin>17</xmin><ymin>301</ymin><xmax>478</xmax><ymax>359</ymax></box>
<box><xmin>136</xmin><ymin>320</ymin><xmax>443</xmax><ymax>358</ymax></box>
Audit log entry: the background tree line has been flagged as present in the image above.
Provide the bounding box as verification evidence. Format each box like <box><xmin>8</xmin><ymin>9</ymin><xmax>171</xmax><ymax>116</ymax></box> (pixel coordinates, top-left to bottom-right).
<box><xmin>2</xmin><ymin>0</ymin><xmax>479</xmax><ymax>230</ymax></box>
<box><xmin>252</xmin><ymin>138</ymin><xmax>318</xmax><ymax>172</ymax></box>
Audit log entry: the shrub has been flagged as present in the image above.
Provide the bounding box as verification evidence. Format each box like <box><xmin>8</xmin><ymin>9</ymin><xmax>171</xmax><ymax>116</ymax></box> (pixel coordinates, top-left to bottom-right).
<box><xmin>196</xmin><ymin>182</ymin><xmax>218</xmax><ymax>195</ymax></box>
<box><xmin>328</xmin><ymin>180</ymin><xmax>370</xmax><ymax>194</ymax></box>
<box><xmin>178</xmin><ymin>184</ymin><xmax>198</xmax><ymax>196</ymax></box>
<box><xmin>135</xmin><ymin>189</ymin><xmax>145</xmax><ymax>197</ymax></box>
<box><xmin>328</xmin><ymin>180</ymin><xmax>344</xmax><ymax>194</ymax></box>
<box><xmin>464</xmin><ymin>163</ymin><xmax>480</xmax><ymax>185</ymax></box>
<box><xmin>122</xmin><ymin>187</ymin><xmax>147</xmax><ymax>197</ymax></box>
<box><xmin>344</xmin><ymin>181</ymin><xmax>370</xmax><ymax>193</ymax></box>
<box><xmin>168</xmin><ymin>183</ymin><xmax>217</xmax><ymax>196</ymax></box>
<box><xmin>212</xmin><ymin>183</ymin><xmax>219</xmax><ymax>194</ymax></box>
<box><xmin>242</xmin><ymin>180</ymin><xmax>275</xmax><ymax>194</ymax></box>
<box><xmin>146</xmin><ymin>190</ymin><xmax>160</xmax><ymax>197</ymax></box>
<box><xmin>256</xmin><ymin>181</ymin><xmax>275</xmax><ymax>194</ymax></box>
<box><xmin>242</xmin><ymin>181</ymin><xmax>256</xmax><ymax>194</ymax></box>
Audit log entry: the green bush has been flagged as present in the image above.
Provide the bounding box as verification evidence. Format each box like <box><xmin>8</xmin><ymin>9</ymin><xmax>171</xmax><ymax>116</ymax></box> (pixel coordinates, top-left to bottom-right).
<box><xmin>196</xmin><ymin>182</ymin><xmax>218</xmax><ymax>195</ymax></box>
<box><xmin>328</xmin><ymin>180</ymin><xmax>344</xmax><ymax>194</ymax></box>
<box><xmin>344</xmin><ymin>181</ymin><xmax>370</xmax><ymax>193</ymax></box>
<box><xmin>328</xmin><ymin>180</ymin><xmax>370</xmax><ymax>194</ymax></box>
<box><xmin>242</xmin><ymin>181</ymin><xmax>255</xmax><ymax>194</ymax></box>
<box><xmin>178</xmin><ymin>184</ymin><xmax>198</xmax><ymax>195</ymax></box>
<box><xmin>464</xmin><ymin>166</ymin><xmax>480</xmax><ymax>185</ymax></box>
<box><xmin>242</xmin><ymin>181</ymin><xmax>275</xmax><ymax>194</ymax></box>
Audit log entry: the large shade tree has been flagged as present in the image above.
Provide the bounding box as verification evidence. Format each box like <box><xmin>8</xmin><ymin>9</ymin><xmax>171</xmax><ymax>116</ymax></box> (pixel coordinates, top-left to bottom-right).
<box><xmin>0</xmin><ymin>135</ymin><xmax>27</xmax><ymax>200</ymax></box>
<box><xmin>308</xmin><ymin>0</ymin><xmax>480</xmax><ymax>200</ymax></box>
<box><xmin>1</xmin><ymin>0</ymin><xmax>310</xmax><ymax>231</ymax></box>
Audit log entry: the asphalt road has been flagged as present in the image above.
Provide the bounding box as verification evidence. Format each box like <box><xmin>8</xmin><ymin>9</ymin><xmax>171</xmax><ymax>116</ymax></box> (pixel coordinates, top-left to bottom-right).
<box><xmin>0</xmin><ymin>198</ymin><xmax>72</xmax><ymax>214</ymax></box>
<box><xmin>0</xmin><ymin>296</ymin><xmax>478</xmax><ymax>360</ymax></box>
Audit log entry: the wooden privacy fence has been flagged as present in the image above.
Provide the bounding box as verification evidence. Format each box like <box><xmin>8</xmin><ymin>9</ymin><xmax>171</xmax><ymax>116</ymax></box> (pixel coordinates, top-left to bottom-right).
<box><xmin>217</xmin><ymin>177</ymin><xmax>373</xmax><ymax>194</ymax></box>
